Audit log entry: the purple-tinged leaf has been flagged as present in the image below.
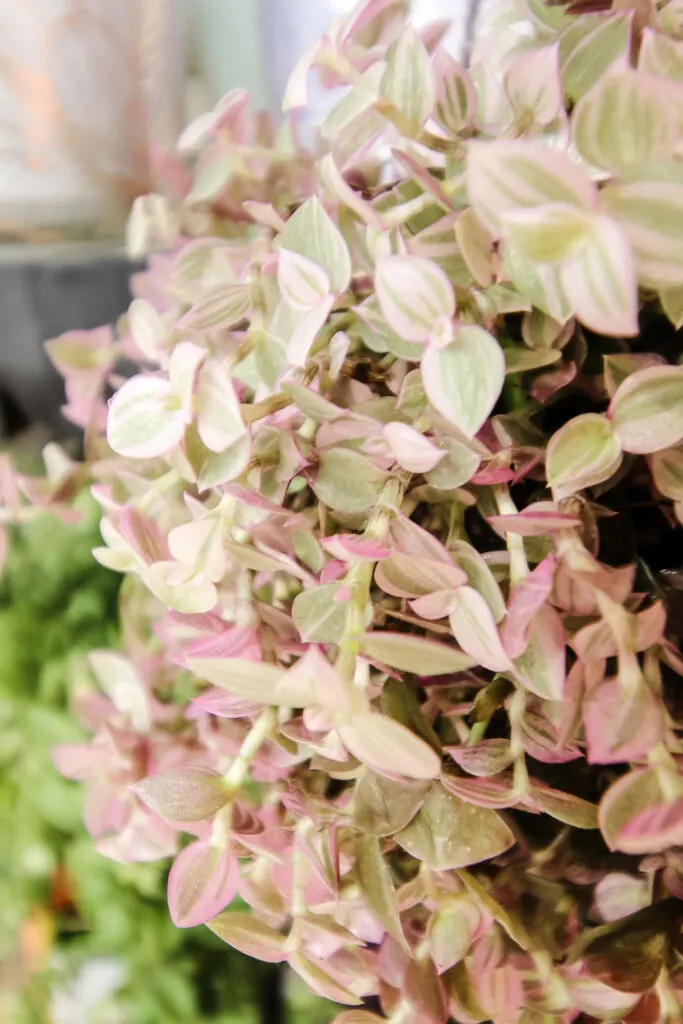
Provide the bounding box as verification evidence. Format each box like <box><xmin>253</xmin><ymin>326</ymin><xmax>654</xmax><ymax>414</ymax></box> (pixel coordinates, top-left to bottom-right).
<box><xmin>649</xmin><ymin>445</ymin><xmax>683</xmax><ymax>500</ymax></box>
<box><xmin>330</xmin><ymin>1014</ymin><xmax>384</xmax><ymax>1024</ymax></box>
<box><xmin>375</xmin><ymin>551</ymin><xmax>466</xmax><ymax>599</ymax></box>
<box><xmin>441</xmin><ymin>773</ymin><xmax>521</xmax><ymax>810</ymax></box>
<box><xmin>519</xmin><ymin>707</ymin><xmax>581</xmax><ymax>764</ymax></box>
<box><xmin>445</xmin><ymin>740</ymin><xmax>514</xmax><ymax>778</ymax></box>
<box><xmin>132</xmin><ymin>768</ymin><xmax>230</xmax><ymax>822</ymax></box>
<box><xmin>207</xmin><ymin>911</ymin><xmax>289</xmax><ymax>962</ymax></box>
<box><xmin>186</xmin><ymin>657</ymin><xmax>284</xmax><ymax>704</ymax></box>
<box><xmin>168</xmin><ymin>839</ymin><xmax>239</xmax><ymax>927</ymax></box>
<box><xmin>191</xmin><ymin>688</ymin><xmax>261</xmax><ymax>719</ymax></box>
<box><xmin>409</xmin><ymin>589</ymin><xmax>459</xmax><ymax>620</ymax></box>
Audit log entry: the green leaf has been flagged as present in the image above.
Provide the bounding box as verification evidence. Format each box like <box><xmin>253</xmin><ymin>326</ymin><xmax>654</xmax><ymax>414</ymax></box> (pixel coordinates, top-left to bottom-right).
<box><xmin>561</xmin><ymin>13</ymin><xmax>631</xmax><ymax>102</ymax></box>
<box><xmin>546</xmin><ymin>413</ymin><xmax>623</xmax><ymax>500</ymax></box>
<box><xmin>279</xmin><ymin>196</ymin><xmax>351</xmax><ymax>294</ymax></box>
<box><xmin>353</xmin><ymin>772</ymin><xmax>430</xmax><ymax>837</ymax></box>
<box><xmin>292</xmin><ymin>583</ymin><xmax>354</xmax><ymax>643</ymax></box>
<box><xmin>395</xmin><ymin>784</ymin><xmax>515</xmax><ymax>869</ymax></box>
<box><xmin>380</xmin><ymin>26</ymin><xmax>434</xmax><ymax>132</ymax></box>
<box><xmin>573</xmin><ymin>68</ymin><xmax>683</xmax><ymax>174</ymax></box>
<box><xmin>358</xmin><ymin>632</ymin><xmax>474</xmax><ymax>675</ymax></box>
<box><xmin>610</xmin><ymin>365</ymin><xmax>683</xmax><ymax>454</ymax></box>
<box><xmin>311</xmin><ymin>449</ymin><xmax>390</xmax><ymax>515</ymax></box>
<box><xmin>355</xmin><ymin>835</ymin><xmax>410</xmax><ymax>952</ymax></box>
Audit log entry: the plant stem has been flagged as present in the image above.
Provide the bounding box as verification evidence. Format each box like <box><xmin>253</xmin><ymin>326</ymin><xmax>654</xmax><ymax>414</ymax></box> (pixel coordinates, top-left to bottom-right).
<box><xmin>335</xmin><ymin>481</ymin><xmax>400</xmax><ymax>684</ymax></box>
<box><xmin>493</xmin><ymin>484</ymin><xmax>528</xmax><ymax>586</ymax></box>
<box><xmin>224</xmin><ymin>706</ymin><xmax>278</xmax><ymax>792</ymax></box>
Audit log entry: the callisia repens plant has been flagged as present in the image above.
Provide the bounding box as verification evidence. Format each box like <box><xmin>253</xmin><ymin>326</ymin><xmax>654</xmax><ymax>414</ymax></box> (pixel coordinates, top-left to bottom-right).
<box><xmin>6</xmin><ymin>0</ymin><xmax>683</xmax><ymax>1019</ymax></box>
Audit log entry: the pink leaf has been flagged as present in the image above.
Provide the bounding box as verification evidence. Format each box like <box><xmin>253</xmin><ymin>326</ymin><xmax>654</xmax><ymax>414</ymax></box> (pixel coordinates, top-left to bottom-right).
<box><xmin>207</xmin><ymin>910</ymin><xmax>289</xmax><ymax>962</ymax></box>
<box><xmin>191</xmin><ymin>688</ymin><xmax>261</xmax><ymax>719</ymax></box>
<box><xmin>383</xmin><ymin>422</ymin><xmax>445</xmax><ymax>473</ymax></box>
<box><xmin>376</xmin><ymin>551</ymin><xmax>466</xmax><ymax>599</ymax></box>
<box><xmin>513</xmin><ymin>604</ymin><xmax>566</xmax><ymax>702</ymax></box>
<box><xmin>52</xmin><ymin>744</ymin><xmax>96</xmax><ymax>781</ymax></box>
<box><xmin>117</xmin><ymin>508</ymin><xmax>169</xmax><ymax>564</ymax></box>
<box><xmin>448</xmin><ymin>586</ymin><xmax>512</xmax><ymax>672</ymax></box>
<box><xmin>445</xmin><ymin>739</ymin><xmax>514</xmax><ymax>778</ymax></box>
<box><xmin>585</xmin><ymin>677</ymin><xmax>664</xmax><ymax>764</ymax></box>
<box><xmin>487</xmin><ymin>507</ymin><xmax>580</xmax><ymax>537</ymax></box>
<box><xmin>441</xmin><ymin>773</ymin><xmax>520</xmax><ymax>810</ymax></box>
<box><xmin>321</xmin><ymin>535</ymin><xmax>391</xmax><ymax>562</ymax></box>
<box><xmin>168</xmin><ymin>839</ymin><xmax>239</xmax><ymax>928</ymax></box>
<box><xmin>594</xmin><ymin>873</ymin><xmax>650</xmax><ymax>923</ymax></box>
<box><xmin>338</xmin><ymin>713</ymin><xmax>441</xmax><ymax>780</ymax></box>
<box><xmin>410</xmin><ymin>589</ymin><xmax>460</xmax><ymax>621</ymax></box>
<box><xmin>599</xmin><ymin>767</ymin><xmax>683</xmax><ymax>854</ymax></box>
<box><xmin>505</xmin><ymin>43</ymin><xmax>562</xmax><ymax>125</ymax></box>
<box><xmin>501</xmin><ymin>556</ymin><xmax>556</xmax><ymax>659</ymax></box>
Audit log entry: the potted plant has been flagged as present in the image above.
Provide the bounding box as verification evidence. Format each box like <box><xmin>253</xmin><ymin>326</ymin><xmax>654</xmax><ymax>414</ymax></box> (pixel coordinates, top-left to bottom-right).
<box><xmin>7</xmin><ymin>0</ymin><xmax>683</xmax><ymax>1019</ymax></box>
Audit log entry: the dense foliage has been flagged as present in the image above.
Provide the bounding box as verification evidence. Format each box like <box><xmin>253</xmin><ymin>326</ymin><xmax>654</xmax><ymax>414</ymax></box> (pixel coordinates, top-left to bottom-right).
<box><xmin>5</xmin><ymin>0</ymin><xmax>683</xmax><ymax>1020</ymax></box>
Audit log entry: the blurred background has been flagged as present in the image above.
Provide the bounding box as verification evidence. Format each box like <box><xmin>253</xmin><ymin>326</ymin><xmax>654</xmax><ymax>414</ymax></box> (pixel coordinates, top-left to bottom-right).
<box><xmin>0</xmin><ymin>2</ymin><xmax>484</xmax><ymax>1020</ymax></box>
